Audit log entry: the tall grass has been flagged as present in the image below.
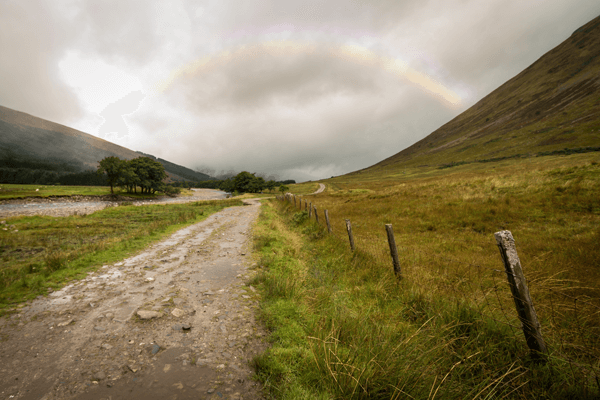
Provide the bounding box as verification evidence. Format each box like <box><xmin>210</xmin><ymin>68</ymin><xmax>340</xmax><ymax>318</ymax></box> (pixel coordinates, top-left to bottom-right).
<box><xmin>252</xmin><ymin>154</ymin><xmax>600</xmax><ymax>399</ymax></box>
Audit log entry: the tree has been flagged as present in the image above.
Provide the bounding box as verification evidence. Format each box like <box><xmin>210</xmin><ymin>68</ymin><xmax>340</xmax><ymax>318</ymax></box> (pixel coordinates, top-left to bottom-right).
<box><xmin>265</xmin><ymin>180</ymin><xmax>276</xmax><ymax>192</ymax></box>
<box><xmin>129</xmin><ymin>157</ymin><xmax>166</xmax><ymax>194</ymax></box>
<box><xmin>97</xmin><ymin>156</ymin><xmax>125</xmax><ymax>194</ymax></box>
<box><xmin>233</xmin><ymin>171</ymin><xmax>255</xmax><ymax>193</ymax></box>
<box><xmin>278</xmin><ymin>185</ymin><xmax>289</xmax><ymax>194</ymax></box>
<box><xmin>118</xmin><ymin>163</ymin><xmax>139</xmax><ymax>193</ymax></box>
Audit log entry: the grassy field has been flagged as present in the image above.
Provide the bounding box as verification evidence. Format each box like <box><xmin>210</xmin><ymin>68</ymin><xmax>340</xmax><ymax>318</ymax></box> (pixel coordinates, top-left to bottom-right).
<box><xmin>251</xmin><ymin>152</ymin><xmax>600</xmax><ymax>399</ymax></box>
<box><xmin>0</xmin><ymin>199</ymin><xmax>242</xmax><ymax>313</ymax></box>
<box><xmin>0</xmin><ymin>183</ymin><xmax>174</xmax><ymax>200</ymax></box>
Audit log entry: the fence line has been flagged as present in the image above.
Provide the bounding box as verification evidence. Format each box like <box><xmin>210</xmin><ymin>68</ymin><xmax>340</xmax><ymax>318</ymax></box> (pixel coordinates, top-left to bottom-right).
<box><xmin>277</xmin><ymin>192</ymin><xmax>600</xmax><ymax>387</ymax></box>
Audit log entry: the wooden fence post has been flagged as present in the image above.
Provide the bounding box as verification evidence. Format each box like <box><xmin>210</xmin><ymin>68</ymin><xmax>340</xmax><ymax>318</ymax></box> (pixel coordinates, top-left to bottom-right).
<box><xmin>308</xmin><ymin>203</ymin><xmax>312</xmax><ymax>218</ymax></box>
<box><xmin>385</xmin><ymin>224</ymin><xmax>401</xmax><ymax>279</ymax></box>
<box><xmin>293</xmin><ymin>195</ymin><xmax>296</xmax><ymax>208</ymax></box>
<box><xmin>314</xmin><ymin>206</ymin><xmax>319</xmax><ymax>224</ymax></box>
<box><xmin>324</xmin><ymin>210</ymin><xmax>332</xmax><ymax>233</ymax></box>
<box><xmin>494</xmin><ymin>230</ymin><xmax>547</xmax><ymax>356</ymax></box>
<box><xmin>345</xmin><ymin>219</ymin><xmax>355</xmax><ymax>251</ymax></box>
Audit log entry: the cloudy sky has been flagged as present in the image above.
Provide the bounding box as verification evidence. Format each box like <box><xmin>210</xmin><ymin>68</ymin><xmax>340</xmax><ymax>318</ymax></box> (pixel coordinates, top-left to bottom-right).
<box><xmin>1</xmin><ymin>1</ymin><xmax>598</xmax><ymax>181</ymax></box>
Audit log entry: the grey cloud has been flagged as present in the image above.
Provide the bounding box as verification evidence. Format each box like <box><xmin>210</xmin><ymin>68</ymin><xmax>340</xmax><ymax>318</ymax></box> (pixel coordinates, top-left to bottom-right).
<box><xmin>166</xmin><ymin>45</ymin><xmax>388</xmax><ymax>113</ymax></box>
<box><xmin>135</xmin><ymin>67</ymin><xmax>454</xmax><ymax>181</ymax></box>
<box><xmin>214</xmin><ymin>0</ymin><xmax>424</xmax><ymax>38</ymax></box>
<box><xmin>71</xmin><ymin>0</ymin><xmax>163</xmax><ymax>66</ymax></box>
<box><xmin>0</xmin><ymin>1</ymin><xmax>83</xmax><ymax>123</ymax></box>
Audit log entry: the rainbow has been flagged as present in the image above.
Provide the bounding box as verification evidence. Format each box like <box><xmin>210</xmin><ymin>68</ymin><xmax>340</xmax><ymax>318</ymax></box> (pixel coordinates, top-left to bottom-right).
<box><xmin>153</xmin><ymin>40</ymin><xmax>462</xmax><ymax>108</ymax></box>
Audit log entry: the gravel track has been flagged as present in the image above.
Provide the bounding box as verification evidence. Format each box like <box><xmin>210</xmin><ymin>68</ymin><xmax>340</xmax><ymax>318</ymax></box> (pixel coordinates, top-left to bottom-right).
<box><xmin>0</xmin><ymin>199</ymin><xmax>267</xmax><ymax>400</ymax></box>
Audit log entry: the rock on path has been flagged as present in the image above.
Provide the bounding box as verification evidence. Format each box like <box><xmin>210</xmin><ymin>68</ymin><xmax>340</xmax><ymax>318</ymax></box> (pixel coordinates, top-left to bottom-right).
<box><xmin>0</xmin><ymin>199</ymin><xmax>267</xmax><ymax>400</ymax></box>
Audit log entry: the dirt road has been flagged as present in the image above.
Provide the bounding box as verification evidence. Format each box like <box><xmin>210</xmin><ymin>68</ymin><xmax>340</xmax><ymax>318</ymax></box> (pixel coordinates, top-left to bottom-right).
<box><xmin>0</xmin><ymin>199</ymin><xmax>267</xmax><ymax>400</ymax></box>
<box><xmin>313</xmin><ymin>183</ymin><xmax>325</xmax><ymax>194</ymax></box>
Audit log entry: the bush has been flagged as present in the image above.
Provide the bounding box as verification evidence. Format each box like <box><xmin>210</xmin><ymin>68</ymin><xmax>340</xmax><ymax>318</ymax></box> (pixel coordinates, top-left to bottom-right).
<box><xmin>163</xmin><ymin>186</ymin><xmax>181</xmax><ymax>197</ymax></box>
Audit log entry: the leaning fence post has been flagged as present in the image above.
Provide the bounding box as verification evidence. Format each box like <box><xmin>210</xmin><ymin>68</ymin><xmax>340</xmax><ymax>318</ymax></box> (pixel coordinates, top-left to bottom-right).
<box><xmin>308</xmin><ymin>203</ymin><xmax>312</xmax><ymax>218</ymax></box>
<box><xmin>385</xmin><ymin>224</ymin><xmax>401</xmax><ymax>279</ymax></box>
<box><xmin>314</xmin><ymin>206</ymin><xmax>319</xmax><ymax>224</ymax></box>
<box><xmin>345</xmin><ymin>220</ymin><xmax>355</xmax><ymax>251</ymax></box>
<box><xmin>494</xmin><ymin>230</ymin><xmax>547</xmax><ymax>356</ymax></box>
<box><xmin>324</xmin><ymin>210</ymin><xmax>332</xmax><ymax>233</ymax></box>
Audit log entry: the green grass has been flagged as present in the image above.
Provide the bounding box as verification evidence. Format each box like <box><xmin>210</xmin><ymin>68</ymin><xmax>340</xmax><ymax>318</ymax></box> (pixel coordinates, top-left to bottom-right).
<box><xmin>252</xmin><ymin>153</ymin><xmax>600</xmax><ymax>399</ymax></box>
<box><xmin>0</xmin><ymin>199</ymin><xmax>242</xmax><ymax>312</ymax></box>
<box><xmin>0</xmin><ymin>183</ymin><xmax>168</xmax><ymax>200</ymax></box>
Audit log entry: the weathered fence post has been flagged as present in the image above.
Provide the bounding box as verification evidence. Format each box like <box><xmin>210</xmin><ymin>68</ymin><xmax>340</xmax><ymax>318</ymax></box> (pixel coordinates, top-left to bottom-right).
<box><xmin>293</xmin><ymin>195</ymin><xmax>296</xmax><ymax>208</ymax></box>
<box><xmin>494</xmin><ymin>230</ymin><xmax>547</xmax><ymax>356</ymax></box>
<box><xmin>385</xmin><ymin>224</ymin><xmax>401</xmax><ymax>279</ymax></box>
<box><xmin>324</xmin><ymin>210</ymin><xmax>332</xmax><ymax>233</ymax></box>
<box><xmin>314</xmin><ymin>206</ymin><xmax>319</xmax><ymax>224</ymax></box>
<box><xmin>345</xmin><ymin>219</ymin><xmax>355</xmax><ymax>251</ymax></box>
<box><xmin>308</xmin><ymin>203</ymin><xmax>312</xmax><ymax>218</ymax></box>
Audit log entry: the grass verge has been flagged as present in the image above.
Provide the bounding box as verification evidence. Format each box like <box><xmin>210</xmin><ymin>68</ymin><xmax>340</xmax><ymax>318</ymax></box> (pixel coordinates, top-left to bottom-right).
<box><xmin>0</xmin><ymin>199</ymin><xmax>242</xmax><ymax>313</ymax></box>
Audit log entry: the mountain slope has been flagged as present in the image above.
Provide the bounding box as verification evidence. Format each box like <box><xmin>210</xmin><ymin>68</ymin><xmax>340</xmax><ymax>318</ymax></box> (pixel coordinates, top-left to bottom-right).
<box><xmin>0</xmin><ymin>106</ymin><xmax>212</xmax><ymax>182</ymax></box>
<box><xmin>366</xmin><ymin>15</ymin><xmax>600</xmax><ymax>171</ymax></box>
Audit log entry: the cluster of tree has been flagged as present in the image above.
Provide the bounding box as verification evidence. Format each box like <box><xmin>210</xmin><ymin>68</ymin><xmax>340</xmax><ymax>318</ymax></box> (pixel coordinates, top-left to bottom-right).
<box><xmin>168</xmin><ymin>171</ymin><xmax>295</xmax><ymax>194</ymax></box>
<box><xmin>97</xmin><ymin>156</ymin><xmax>167</xmax><ymax>194</ymax></box>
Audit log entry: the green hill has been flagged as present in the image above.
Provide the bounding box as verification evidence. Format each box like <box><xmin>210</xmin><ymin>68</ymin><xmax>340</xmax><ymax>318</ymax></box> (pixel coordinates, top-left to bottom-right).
<box><xmin>361</xmin><ymin>15</ymin><xmax>600</xmax><ymax>173</ymax></box>
<box><xmin>0</xmin><ymin>105</ymin><xmax>212</xmax><ymax>184</ymax></box>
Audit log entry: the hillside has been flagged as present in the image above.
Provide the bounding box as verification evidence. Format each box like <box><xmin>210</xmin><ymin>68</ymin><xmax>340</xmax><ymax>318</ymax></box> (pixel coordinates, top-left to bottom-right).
<box><xmin>364</xmin><ymin>15</ymin><xmax>600</xmax><ymax>172</ymax></box>
<box><xmin>0</xmin><ymin>105</ymin><xmax>212</xmax><ymax>183</ymax></box>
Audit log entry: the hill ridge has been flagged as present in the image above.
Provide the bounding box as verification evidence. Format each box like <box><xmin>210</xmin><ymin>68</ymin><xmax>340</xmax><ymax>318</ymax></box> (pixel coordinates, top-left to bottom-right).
<box><xmin>0</xmin><ymin>105</ymin><xmax>212</xmax><ymax>183</ymax></box>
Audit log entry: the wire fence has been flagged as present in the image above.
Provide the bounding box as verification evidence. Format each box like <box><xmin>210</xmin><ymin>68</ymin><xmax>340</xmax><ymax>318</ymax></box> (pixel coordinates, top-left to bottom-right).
<box><xmin>278</xmin><ymin>193</ymin><xmax>600</xmax><ymax>391</ymax></box>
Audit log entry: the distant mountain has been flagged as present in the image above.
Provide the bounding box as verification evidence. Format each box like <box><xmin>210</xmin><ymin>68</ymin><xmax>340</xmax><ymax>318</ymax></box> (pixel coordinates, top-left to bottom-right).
<box><xmin>0</xmin><ymin>105</ymin><xmax>213</xmax><ymax>183</ymax></box>
<box><xmin>363</xmin><ymin>15</ymin><xmax>600</xmax><ymax>172</ymax></box>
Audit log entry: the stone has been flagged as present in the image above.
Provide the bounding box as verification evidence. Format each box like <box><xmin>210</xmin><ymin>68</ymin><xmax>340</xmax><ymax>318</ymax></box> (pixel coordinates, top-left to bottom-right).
<box><xmin>101</xmin><ymin>344</ymin><xmax>113</xmax><ymax>350</ymax></box>
<box><xmin>151</xmin><ymin>344</ymin><xmax>161</xmax><ymax>355</ymax></box>
<box><xmin>56</xmin><ymin>318</ymin><xmax>75</xmax><ymax>326</ymax></box>
<box><xmin>171</xmin><ymin>308</ymin><xmax>185</xmax><ymax>318</ymax></box>
<box><xmin>93</xmin><ymin>371</ymin><xmax>106</xmax><ymax>381</ymax></box>
<box><xmin>94</xmin><ymin>326</ymin><xmax>106</xmax><ymax>331</ymax></box>
<box><xmin>137</xmin><ymin>310</ymin><xmax>162</xmax><ymax>320</ymax></box>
